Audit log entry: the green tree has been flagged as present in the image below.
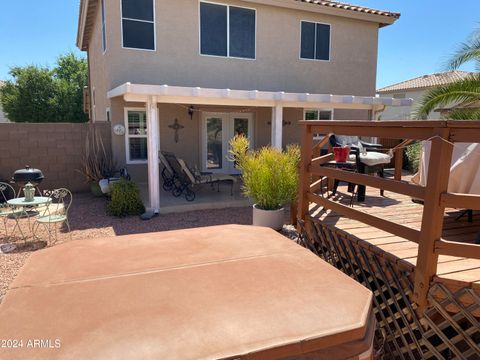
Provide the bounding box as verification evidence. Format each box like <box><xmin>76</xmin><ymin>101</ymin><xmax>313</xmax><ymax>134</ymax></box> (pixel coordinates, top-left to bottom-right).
<box><xmin>417</xmin><ymin>27</ymin><xmax>480</xmax><ymax>120</ymax></box>
<box><xmin>53</xmin><ymin>52</ymin><xmax>89</xmax><ymax>122</ymax></box>
<box><xmin>0</xmin><ymin>52</ymin><xmax>88</xmax><ymax>123</ymax></box>
<box><xmin>0</xmin><ymin>66</ymin><xmax>57</xmax><ymax>122</ymax></box>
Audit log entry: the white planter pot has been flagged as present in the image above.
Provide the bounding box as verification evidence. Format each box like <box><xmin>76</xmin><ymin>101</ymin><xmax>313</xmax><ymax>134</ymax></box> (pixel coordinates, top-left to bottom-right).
<box><xmin>252</xmin><ymin>204</ymin><xmax>285</xmax><ymax>231</ymax></box>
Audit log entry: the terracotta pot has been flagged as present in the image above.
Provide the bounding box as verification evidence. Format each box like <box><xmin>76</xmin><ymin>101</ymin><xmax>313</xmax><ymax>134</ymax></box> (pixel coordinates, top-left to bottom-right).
<box><xmin>252</xmin><ymin>204</ymin><xmax>284</xmax><ymax>231</ymax></box>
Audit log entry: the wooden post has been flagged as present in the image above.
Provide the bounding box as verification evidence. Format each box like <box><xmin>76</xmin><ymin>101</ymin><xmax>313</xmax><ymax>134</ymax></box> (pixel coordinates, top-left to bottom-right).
<box><xmin>290</xmin><ymin>201</ymin><xmax>298</xmax><ymax>226</ymax></box>
<box><xmin>297</xmin><ymin>124</ymin><xmax>313</xmax><ymax>229</ymax></box>
<box><xmin>413</xmin><ymin>129</ymin><xmax>453</xmax><ymax>311</ymax></box>
<box><xmin>327</xmin><ymin>144</ymin><xmax>334</xmax><ymax>191</ymax></box>
<box><xmin>394</xmin><ymin>148</ymin><xmax>403</xmax><ymax>181</ymax></box>
<box><xmin>312</xmin><ymin>143</ymin><xmax>321</xmax><ymax>183</ymax></box>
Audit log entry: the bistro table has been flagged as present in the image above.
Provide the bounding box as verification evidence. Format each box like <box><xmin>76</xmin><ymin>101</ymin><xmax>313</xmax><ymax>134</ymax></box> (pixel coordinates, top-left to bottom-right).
<box><xmin>6</xmin><ymin>196</ymin><xmax>51</xmax><ymax>241</ymax></box>
<box><xmin>0</xmin><ymin>225</ymin><xmax>375</xmax><ymax>359</ymax></box>
<box><xmin>7</xmin><ymin>196</ymin><xmax>51</xmax><ymax>209</ymax></box>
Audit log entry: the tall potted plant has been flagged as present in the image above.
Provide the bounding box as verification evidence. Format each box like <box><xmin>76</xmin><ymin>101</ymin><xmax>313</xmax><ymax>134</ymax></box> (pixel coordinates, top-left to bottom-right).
<box><xmin>78</xmin><ymin>126</ymin><xmax>116</xmax><ymax>196</ymax></box>
<box><xmin>229</xmin><ymin>135</ymin><xmax>300</xmax><ymax>230</ymax></box>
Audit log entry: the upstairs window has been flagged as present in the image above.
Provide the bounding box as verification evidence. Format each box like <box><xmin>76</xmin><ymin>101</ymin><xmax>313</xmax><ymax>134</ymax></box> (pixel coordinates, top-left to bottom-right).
<box><xmin>300</xmin><ymin>21</ymin><xmax>330</xmax><ymax>61</ymax></box>
<box><xmin>121</xmin><ymin>0</ymin><xmax>155</xmax><ymax>51</ymax></box>
<box><xmin>101</xmin><ymin>0</ymin><xmax>106</xmax><ymax>52</ymax></box>
<box><xmin>200</xmin><ymin>2</ymin><xmax>256</xmax><ymax>59</ymax></box>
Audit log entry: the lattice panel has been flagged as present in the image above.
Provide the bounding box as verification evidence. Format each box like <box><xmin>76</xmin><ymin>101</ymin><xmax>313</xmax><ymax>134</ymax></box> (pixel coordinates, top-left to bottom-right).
<box><xmin>299</xmin><ymin>218</ymin><xmax>480</xmax><ymax>360</ymax></box>
<box><xmin>424</xmin><ymin>283</ymin><xmax>480</xmax><ymax>360</ymax></box>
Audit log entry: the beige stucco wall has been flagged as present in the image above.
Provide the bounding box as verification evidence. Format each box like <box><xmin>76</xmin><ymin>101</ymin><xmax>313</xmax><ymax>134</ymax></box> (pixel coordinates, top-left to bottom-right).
<box><xmin>88</xmin><ymin>0</ymin><xmax>381</xmax><ymax>180</ymax></box>
<box><xmin>378</xmin><ymin>89</ymin><xmax>444</xmax><ymax>120</ymax></box>
<box><xmin>88</xmin><ymin>1</ymin><xmax>110</xmax><ymax>122</ymax></box>
<box><xmin>94</xmin><ymin>0</ymin><xmax>379</xmax><ymax>96</ymax></box>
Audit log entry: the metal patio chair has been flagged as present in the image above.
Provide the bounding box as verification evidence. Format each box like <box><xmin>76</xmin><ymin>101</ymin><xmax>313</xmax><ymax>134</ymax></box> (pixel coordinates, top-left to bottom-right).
<box><xmin>32</xmin><ymin>188</ymin><xmax>72</xmax><ymax>244</ymax></box>
<box><xmin>0</xmin><ymin>181</ymin><xmax>25</xmax><ymax>242</ymax></box>
<box><xmin>162</xmin><ymin>152</ymin><xmax>236</xmax><ymax>201</ymax></box>
<box><xmin>159</xmin><ymin>151</ymin><xmax>176</xmax><ymax>191</ymax></box>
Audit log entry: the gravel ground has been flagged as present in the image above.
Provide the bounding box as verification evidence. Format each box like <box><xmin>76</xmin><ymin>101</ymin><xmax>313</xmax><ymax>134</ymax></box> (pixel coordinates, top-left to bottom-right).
<box><xmin>1</xmin><ymin>193</ymin><xmax>299</xmax><ymax>303</ymax></box>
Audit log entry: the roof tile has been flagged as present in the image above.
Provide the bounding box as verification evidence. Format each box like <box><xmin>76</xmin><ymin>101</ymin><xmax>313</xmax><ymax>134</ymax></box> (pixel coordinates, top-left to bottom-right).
<box><xmin>377</xmin><ymin>71</ymin><xmax>476</xmax><ymax>93</ymax></box>
<box><xmin>296</xmin><ymin>0</ymin><xmax>400</xmax><ymax>19</ymax></box>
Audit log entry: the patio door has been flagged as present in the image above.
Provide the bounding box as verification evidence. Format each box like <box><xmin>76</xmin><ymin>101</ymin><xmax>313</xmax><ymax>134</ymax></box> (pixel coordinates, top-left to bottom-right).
<box><xmin>201</xmin><ymin>113</ymin><xmax>253</xmax><ymax>174</ymax></box>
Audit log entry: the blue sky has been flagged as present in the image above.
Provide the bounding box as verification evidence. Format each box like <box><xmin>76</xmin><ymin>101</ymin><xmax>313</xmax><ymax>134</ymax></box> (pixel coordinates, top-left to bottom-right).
<box><xmin>0</xmin><ymin>0</ymin><xmax>478</xmax><ymax>89</ymax></box>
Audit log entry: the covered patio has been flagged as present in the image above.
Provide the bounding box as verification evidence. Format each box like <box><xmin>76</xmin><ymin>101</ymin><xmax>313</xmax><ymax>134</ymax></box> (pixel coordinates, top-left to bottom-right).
<box><xmin>138</xmin><ymin>177</ymin><xmax>250</xmax><ymax>214</ymax></box>
<box><xmin>107</xmin><ymin>83</ymin><xmax>412</xmax><ymax>213</ymax></box>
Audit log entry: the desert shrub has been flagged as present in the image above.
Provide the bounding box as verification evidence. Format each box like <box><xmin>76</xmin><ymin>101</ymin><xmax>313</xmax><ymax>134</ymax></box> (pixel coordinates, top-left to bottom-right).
<box><xmin>405</xmin><ymin>142</ymin><xmax>422</xmax><ymax>173</ymax></box>
<box><xmin>229</xmin><ymin>135</ymin><xmax>300</xmax><ymax>211</ymax></box>
<box><xmin>107</xmin><ymin>179</ymin><xmax>145</xmax><ymax>217</ymax></box>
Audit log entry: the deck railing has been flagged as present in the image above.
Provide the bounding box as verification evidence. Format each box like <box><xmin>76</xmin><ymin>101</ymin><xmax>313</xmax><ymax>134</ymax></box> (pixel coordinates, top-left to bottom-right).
<box><xmin>297</xmin><ymin>120</ymin><xmax>480</xmax><ymax>310</ymax></box>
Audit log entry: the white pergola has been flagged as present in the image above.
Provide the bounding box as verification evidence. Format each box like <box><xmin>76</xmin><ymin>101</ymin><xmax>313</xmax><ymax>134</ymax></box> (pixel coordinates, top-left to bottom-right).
<box><xmin>108</xmin><ymin>83</ymin><xmax>412</xmax><ymax>213</ymax></box>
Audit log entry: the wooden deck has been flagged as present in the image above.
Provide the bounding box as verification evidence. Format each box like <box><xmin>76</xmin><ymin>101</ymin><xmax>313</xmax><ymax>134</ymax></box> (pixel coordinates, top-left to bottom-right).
<box><xmin>297</xmin><ymin>121</ymin><xmax>480</xmax><ymax>357</ymax></box>
<box><xmin>309</xmin><ymin>181</ymin><xmax>480</xmax><ymax>294</ymax></box>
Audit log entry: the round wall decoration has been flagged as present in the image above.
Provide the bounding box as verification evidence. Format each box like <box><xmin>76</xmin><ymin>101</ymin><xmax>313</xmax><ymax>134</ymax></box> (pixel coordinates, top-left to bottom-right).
<box><xmin>113</xmin><ymin>124</ymin><xmax>126</xmax><ymax>136</ymax></box>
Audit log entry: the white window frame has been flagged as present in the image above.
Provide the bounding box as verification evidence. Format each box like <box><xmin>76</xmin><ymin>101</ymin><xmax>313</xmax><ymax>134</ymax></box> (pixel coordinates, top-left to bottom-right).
<box><xmin>304</xmin><ymin>108</ymin><xmax>334</xmax><ymax>139</ymax></box>
<box><xmin>101</xmin><ymin>0</ymin><xmax>107</xmax><ymax>53</ymax></box>
<box><xmin>198</xmin><ymin>1</ymin><xmax>257</xmax><ymax>60</ymax></box>
<box><xmin>120</xmin><ymin>0</ymin><xmax>156</xmax><ymax>52</ymax></box>
<box><xmin>124</xmin><ymin>107</ymin><xmax>148</xmax><ymax>164</ymax></box>
<box><xmin>299</xmin><ymin>20</ymin><xmax>331</xmax><ymax>62</ymax></box>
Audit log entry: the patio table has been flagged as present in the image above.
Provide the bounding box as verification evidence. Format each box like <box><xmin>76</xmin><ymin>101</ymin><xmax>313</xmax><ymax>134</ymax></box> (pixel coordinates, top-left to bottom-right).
<box><xmin>6</xmin><ymin>196</ymin><xmax>51</xmax><ymax>239</ymax></box>
<box><xmin>7</xmin><ymin>196</ymin><xmax>51</xmax><ymax>209</ymax></box>
<box><xmin>0</xmin><ymin>225</ymin><xmax>375</xmax><ymax>359</ymax></box>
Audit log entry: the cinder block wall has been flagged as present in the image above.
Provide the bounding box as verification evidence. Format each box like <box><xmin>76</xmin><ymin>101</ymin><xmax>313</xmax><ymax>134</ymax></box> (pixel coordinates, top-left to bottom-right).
<box><xmin>0</xmin><ymin>123</ymin><xmax>111</xmax><ymax>193</ymax></box>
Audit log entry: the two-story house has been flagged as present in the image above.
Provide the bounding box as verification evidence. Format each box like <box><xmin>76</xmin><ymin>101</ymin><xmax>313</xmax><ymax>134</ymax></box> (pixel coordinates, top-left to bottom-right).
<box><xmin>77</xmin><ymin>0</ymin><xmax>407</xmax><ymax>212</ymax></box>
<box><xmin>377</xmin><ymin>70</ymin><xmax>476</xmax><ymax>120</ymax></box>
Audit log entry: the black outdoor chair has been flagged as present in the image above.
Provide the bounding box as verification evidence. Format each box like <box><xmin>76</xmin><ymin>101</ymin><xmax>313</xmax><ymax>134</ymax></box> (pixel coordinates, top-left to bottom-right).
<box><xmin>159</xmin><ymin>151</ymin><xmax>177</xmax><ymax>192</ymax></box>
<box><xmin>327</xmin><ymin>135</ymin><xmax>391</xmax><ymax>201</ymax></box>
<box><xmin>160</xmin><ymin>152</ymin><xmax>236</xmax><ymax>202</ymax></box>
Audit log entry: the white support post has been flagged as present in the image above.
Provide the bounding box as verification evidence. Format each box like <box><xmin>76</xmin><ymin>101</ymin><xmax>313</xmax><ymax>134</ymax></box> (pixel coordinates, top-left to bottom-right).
<box><xmin>146</xmin><ymin>96</ymin><xmax>160</xmax><ymax>213</ymax></box>
<box><xmin>271</xmin><ymin>104</ymin><xmax>283</xmax><ymax>150</ymax></box>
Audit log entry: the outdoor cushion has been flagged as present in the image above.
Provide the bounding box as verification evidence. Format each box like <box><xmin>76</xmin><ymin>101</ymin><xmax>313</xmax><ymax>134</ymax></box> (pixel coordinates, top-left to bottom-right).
<box><xmin>349</xmin><ymin>151</ymin><xmax>392</xmax><ymax>166</ymax></box>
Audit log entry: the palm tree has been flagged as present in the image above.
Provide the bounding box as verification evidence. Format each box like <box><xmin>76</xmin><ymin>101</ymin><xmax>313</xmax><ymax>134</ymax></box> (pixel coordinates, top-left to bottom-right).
<box><xmin>417</xmin><ymin>27</ymin><xmax>480</xmax><ymax>120</ymax></box>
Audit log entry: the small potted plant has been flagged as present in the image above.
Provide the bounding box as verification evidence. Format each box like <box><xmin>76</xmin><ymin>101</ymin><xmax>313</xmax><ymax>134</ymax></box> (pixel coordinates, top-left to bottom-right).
<box><xmin>78</xmin><ymin>126</ymin><xmax>116</xmax><ymax>196</ymax></box>
<box><xmin>229</xmin><ymin>135</ymin><xmax>300</xmax><ymax>230</ymax></box>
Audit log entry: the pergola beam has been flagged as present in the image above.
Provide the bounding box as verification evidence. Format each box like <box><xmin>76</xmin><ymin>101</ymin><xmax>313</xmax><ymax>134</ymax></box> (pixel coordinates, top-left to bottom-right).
<box><xmin>108</xmin><ymin>83</ymin><xmax>412</xmax><ymax>111</ymax></box>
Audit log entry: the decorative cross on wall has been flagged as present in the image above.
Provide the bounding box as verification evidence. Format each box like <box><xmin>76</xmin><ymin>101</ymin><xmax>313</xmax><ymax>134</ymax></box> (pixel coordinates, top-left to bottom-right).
<box><xmin>169</xmin><ymin>118</ymin><xmax>184</xmax><ymax>143</ymax></box>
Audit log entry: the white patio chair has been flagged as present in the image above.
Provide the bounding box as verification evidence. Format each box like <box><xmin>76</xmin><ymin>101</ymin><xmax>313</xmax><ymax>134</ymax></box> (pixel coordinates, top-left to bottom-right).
<box><xmin>33</xmin><ymin>188</ymin><xmax>72</xmax><ymax>244</ymax></box>
<box><xmin>0</xmin><ymin>182</ymin><xmax>25</xmax><ymax>242</ymax></box>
